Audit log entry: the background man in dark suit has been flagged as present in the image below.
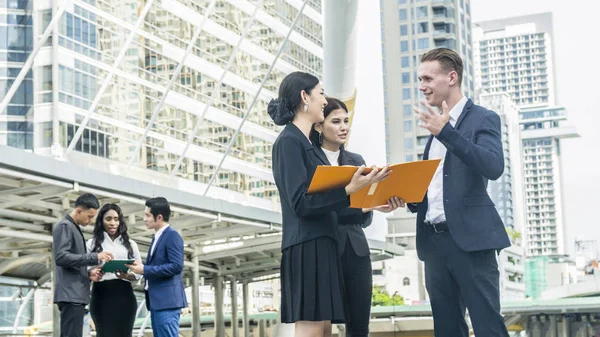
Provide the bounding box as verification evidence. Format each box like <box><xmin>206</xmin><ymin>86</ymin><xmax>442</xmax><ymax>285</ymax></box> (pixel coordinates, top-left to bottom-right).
<box><xmin>53</xmin><ymin>193</ymin><xmax>113</xmax><ymax>337</ymax></box>
<box><xmin>408</xmin><ymin>48</ymin><xmax>511</xmax><ymax>337</ymax></box>
<box><xmin>127</xmin><ymin>197</ymin><xmax>187</xmax><ymax>337</ymax></box>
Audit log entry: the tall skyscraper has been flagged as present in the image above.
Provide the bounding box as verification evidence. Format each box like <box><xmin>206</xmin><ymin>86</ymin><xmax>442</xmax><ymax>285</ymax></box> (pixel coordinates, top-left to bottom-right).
<box><xmin>473</xmin><ymin>13</ymin><xmax>557</xmax><ymax>108</ymax></box>
<box><xmin>474</xmin><ymin>13</ymin><xmax>579</xmax><ymax>257</ymax></box>
<box><xmin>0</xmin><ymin>1</ymin><xmax>34</xmax><ymax>149</ymax></box>
<box><xmin>376</xmin><ymin>0</ymin><xmax>475</xmax><ymax>302</ymax></box>
<box><xmin>479</xmin><ymin>92</ymin><xmax>526</xmax><ymax>300</ymax></box>
<box><xmin>519</xmin><ymin>105</ymin><xmax>578</xmax><ymax>256</ymax></box>
<box><xmin>1</xmin><ymin>0</ymin><xmax>325</xmax><ymax>210</ymax></box>
<box><xmin>380</xmin><ymin>0</ymin><xmax>475</xmax><ymax>166</ymax></box>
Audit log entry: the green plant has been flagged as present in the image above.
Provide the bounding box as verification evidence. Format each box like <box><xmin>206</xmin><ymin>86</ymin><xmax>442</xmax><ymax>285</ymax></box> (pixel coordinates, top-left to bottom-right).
<box><xmin>372</xmin><ymin>286</ymin><xmax>404</xmax><ymax>306</ymax></box>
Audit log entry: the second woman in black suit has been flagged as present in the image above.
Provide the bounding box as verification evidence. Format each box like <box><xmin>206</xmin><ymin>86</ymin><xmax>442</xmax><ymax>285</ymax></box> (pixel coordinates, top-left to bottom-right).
<box><xmin>268</xmin><ymin>72</ymin><xmax>390</xmax><ymax>337</ymax></box>
<box><xmin>310</xmin><ymin>98</ymin><xmax>404</xmax><ymax>337</ymax></box>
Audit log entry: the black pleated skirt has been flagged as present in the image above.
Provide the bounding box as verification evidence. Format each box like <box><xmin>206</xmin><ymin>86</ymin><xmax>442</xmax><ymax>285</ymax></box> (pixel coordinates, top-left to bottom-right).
<box><xmin>280</xmin><ymin>236</ymin><xmax>347</xmax><ymax>323</ymax></box>
<box><xmin>90</xmin><ymin>279</ymin><xmax>138</xmax><ymax>337</ymax></box>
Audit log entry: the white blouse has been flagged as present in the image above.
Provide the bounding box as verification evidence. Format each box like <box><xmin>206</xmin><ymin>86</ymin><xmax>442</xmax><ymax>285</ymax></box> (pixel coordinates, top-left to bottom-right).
<box><xmin>86</xmin><ymin>232</ymin><xmax>142</xmax><ymax>283</ymax></box>
<box><xmin>322</xmin><ymin>147</ymin><xmax>340</xmax><ymax>166</ymax></box>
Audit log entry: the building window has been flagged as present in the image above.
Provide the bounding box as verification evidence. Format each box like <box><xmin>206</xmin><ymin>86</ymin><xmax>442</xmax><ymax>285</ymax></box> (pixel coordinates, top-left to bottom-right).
<box><xmin>417</xmin><ymin>6</ymin><xmax>428</xmax><ymax>18</ymax></box>
<box><xmin>402</xmin><ymin>72</ymin><xmax>410</xmax><ymax>84</ymax></box>
<box><xmin>418</xmin><ymin>38</ymin><xmax>430</xmax><ymax>50</ymax></box>
<box><xmin>403</xmin><ymin>277</ymin><xmax>410</xmax><ymax>286</ymax></box>
<box><xmin>405</xmin><ymin>154</ymin><xmax>414</xmax><ymax>162</ymax></box>
<box><xmin>418</xmin><ymin>22</ymin><xmax>429</xmax><ymax>34</ymax></box>
<box><xmin>400</xmin><ymin>24</ymin><xmax>408</xmax><ymax>36</ymax></box>
<box><xmin>399</xmin><ymin>9</ymin><xmax>407</xmax><ymax>21</ymax></box>
<box><xmin>404</xmin><ymin>120</ymin><xmax>412</xmax><ymax>132</ymax></box>
<box><xmin>402</xmin><ymin>56</ymin><xmax>410</xmax><ymax>68</ymax></box>
<box><xmin>405</xmin><ymin>138</ymin><xmax>414</xmax><ymax>150</ymax></box>
<box><xmin>403</xmin><ymin>104</ymin><xmax>412</xmax><ymax>117</ymax></box>
<box><xmin>402</xmin><ymin>88</ymin><xmax>411</xmax><ymax>100</ymax></box>
<box><xmin>400</xmin><ymin>40</ymin><xmax>409</xmax><ymax>52</ymax></box>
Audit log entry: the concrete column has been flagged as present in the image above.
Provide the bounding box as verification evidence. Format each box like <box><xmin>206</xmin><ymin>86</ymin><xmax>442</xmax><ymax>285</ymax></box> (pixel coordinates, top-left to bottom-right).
<box><xmin>561</xmin><ymin>314</ymin><xmax>572</xmax><ymax>337</ymax></box>
<box><xmin>192</xmin><ymin>246</ymin><xmax>200</xmax><ymax>337</ymax></box>
<box><xmin>214</xmin><ymin>276</ymin><xmax>225</xmax><ymax>337</ymax></box>
<box><xmin>579</xmin><ymin>314</ymin><xmax>590</xmax><ymax>337</ymax></box>
<box><xmin>530</xmin><ymin>316</ymin><xmax>542</xmax><ymax>337</ymax></box>
<box><xmin>259</xmin><ymin>319</ymin><xmax>266</xmax><ymax>337</ymax></box>
<box><xmin>549</xmin><ymin>315</ymin><xmax>558</xmax><ymax>337</ymax></box>
<box><xmin>230</xmin><ymin>277</ymin><xmax>239</xmax><ymax>337</ymax></box>
<box><xmin>51</xmin><ymin>222</ymin><xmax>59</xmax><ymax>337</ymax></box>
<box><xmin>243</xmin><ymin>281</ymin><xmax>250</xmax><ymax>337</ymax></box>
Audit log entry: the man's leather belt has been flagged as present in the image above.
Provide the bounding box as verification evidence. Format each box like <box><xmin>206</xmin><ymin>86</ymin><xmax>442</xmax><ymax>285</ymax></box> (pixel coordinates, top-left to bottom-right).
<box><xmin>426</xmin><ymin>221</ymin><xmax>448</xmax><ymax>233</ymax></box>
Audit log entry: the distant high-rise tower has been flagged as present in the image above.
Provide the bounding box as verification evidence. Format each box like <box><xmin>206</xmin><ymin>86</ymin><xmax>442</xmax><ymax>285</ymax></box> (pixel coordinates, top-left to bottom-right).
<box><xmin>474</xmin><ymin>13</ymin><xmax>579</xmax><ymax>257</ymax></box>
<box><xmin>380</xmin><ymin>0</ymin><xmax>475</xmax><ymax>166</ymax></box>
<box><xmin>377</xmin><ymin>0</ymin><xmax>475</xmax><ymax>302</ymax></box>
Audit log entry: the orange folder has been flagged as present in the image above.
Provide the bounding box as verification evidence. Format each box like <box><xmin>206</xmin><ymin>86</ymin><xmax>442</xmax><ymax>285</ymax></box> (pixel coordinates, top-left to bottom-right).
<box><xmin>306</xmin><ymin>159</ymin><xmax>441</xmax><ymax>208</ymax></box>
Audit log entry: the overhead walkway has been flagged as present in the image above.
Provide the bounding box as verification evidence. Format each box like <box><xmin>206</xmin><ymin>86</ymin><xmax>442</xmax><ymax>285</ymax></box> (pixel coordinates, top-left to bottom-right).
<box><xmin>0</xmin><ymin>145</ymin><xmax>404</xmax><ymax>336</ymax></box>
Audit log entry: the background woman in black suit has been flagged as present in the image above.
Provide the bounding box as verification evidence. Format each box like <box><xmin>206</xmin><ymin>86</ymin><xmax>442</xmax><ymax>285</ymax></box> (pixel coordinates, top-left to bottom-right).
<box><xmin>269</xmin><ymin>72</ymin><xmax>390</xmax><ymax>337</ymax></box>
<box><xmin>87</xmin><ymin>204</ymin><xmax>141</xmax><ymax>337</ymax></box>
<box><xmin>310</xmin><ymin>98</ymin><xmax>404</xmax><ymax>337</ymax></box>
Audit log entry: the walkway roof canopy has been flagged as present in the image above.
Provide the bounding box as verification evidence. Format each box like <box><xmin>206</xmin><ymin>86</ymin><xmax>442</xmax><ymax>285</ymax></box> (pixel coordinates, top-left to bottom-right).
<box><xmin>0</xmin><ymin>145</ymin><xmax>404</xmax><ymax>288</ymax></box>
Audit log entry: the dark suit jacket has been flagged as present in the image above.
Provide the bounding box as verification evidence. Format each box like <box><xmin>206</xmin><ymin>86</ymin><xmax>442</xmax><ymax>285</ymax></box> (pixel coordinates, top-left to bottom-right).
<box><xmin>272</xmin><ymin>123</ymin><xmax>351</xmax><ymax>250</ymax></box>
<box><xmin>408</xmin><ymin>99</ymin><xmax>511</xmax><ymax>261</ymax></box>
<box><xmin>144</xmin><ymin>226</ymin><xmax>188</xmax><ymax>311</ymax></box>
<box><xmin>53</xmin><ymin>215</ymin><xmax>99</xmax><ymax>304</ymax></box>
<box><xmin>313</xmin><ymin>145</ymin><xmax>373</xmax><ymax>257</ymax></box>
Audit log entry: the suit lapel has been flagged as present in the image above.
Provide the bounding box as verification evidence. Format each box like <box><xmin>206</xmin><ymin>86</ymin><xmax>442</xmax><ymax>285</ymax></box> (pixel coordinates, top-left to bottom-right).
<box><xmin>146</xmin><ymin>234</ymin><xmax>156</xmax><ymax>264</ymax></box>
<box><xmin>454</xmin><ymin>99</ymin><xmax>473</xmax><ymax>130</ymax></box>
<box><xmin>423</xmin><ymin>135</ymin><xmax>434</xmax><ymax>160</ymax></box>
<box><xmin>147</xmin><ymin>226</ymin><xmax>169</xmax><ymax>263</ymax></box>
<box><xmin>312</xmin><ymin>145</ymin><xmax>330</xmax><ymax>166</ymax></box>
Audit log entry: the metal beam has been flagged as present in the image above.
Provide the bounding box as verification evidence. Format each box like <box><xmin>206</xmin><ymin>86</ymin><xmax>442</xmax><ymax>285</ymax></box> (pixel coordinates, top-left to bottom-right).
<box><xmin>243</xmin><ymin>281</ymin><xmax>250</xmax><ymax>337</ymax></box>
<box><xmin>37</xmin><ymin>272</ymin><xmax>52</xmax><ymax>286</ymax></box>
<box><xmin>231</xmin><ymin>276</ymin><xmax>239</xmax><ymax>337</ymax></box>
<box><xmin>203</xmin><ymin>0</ymin><xmax>310</xmax><ymax>195</ymax></box>
<box><xmin>198</xmin><ymin>242</ymin><xmax>281</xmax><ymax>262</ymax></box>
<box><xmin>65</xmin><ymin>0</ymin><xmax>157</xmax><ymax>156</ymax></box>
<box><xmin>0</xmin><ymin>168</ymin><xmax>72</xmax><ymax>190</ymax></box>
<box><xmin>0</xmin><ymin>186</ymin><xmax>69</xmax><ymax>210</ymax></box>
<box><xmin>220</xmin><ymin>255</ymin><xmax>279</xmax><ymax>270</ymax></box>
<box><xmin>0</xmin><ymin>229</ymin><xmax>53</xmax><ymax>243</ymax></box>
<box><xmin>0</xmin><ymin>0</ymin><xmax>72</xmax><ymax>114</ymax></box>
<box><xmin>125</xmin><ymin>0</ymin><xmax>218</xmax><ymax>170</ymax></box>
<box><xmin>0</xmin><ymin>177</ymin><xmax>21</xmax><ymax>188</ymax></box>
<box><xmin>192</xmin><ymin>245</ymin><xmax>201</xmax><ymax>337</ymax></box>
<box><xmin>0</xmin><ymin>253</ymin><xmax>51</xmax><ymax>275</ymax></box>
<box><xmin>137</xmin><ymin>312</ymin><xmax>151</xmax><ymax>337</ymax></box>
<box><xmin>12</xmin><ymin>288</ymin><xmax>36</xmax><ymax>333</ymax></box>
<box><xmin>0</xmin><ymin>209</ymin><xmax>58</xmax><ymax>223</ymax></box>
<box><xmin>222</xmin><ymin>261</ymin><xmax>280</xmax><ymax>276</ymax></box>
<box><xmin>0</xmin><ymin>219</ymin><xmax>47</xmax><ymax>232</ymax></box>
<box><xmin>51</xmin><ymin>0</ymin><xmax>61</xmax><ymax>155</ymax></box>
<box><xmin>215</xmin><ymin>275</ymin><xmax>225</xmax><ymax>337</ymax></box>
<box><xmin>167</xmin><ymin>0</ymin><xmax>264</xmax><ymax>183</ymax></box>
<box><xmin>0</xmin><ymin>184</ymin><xmax>54</xmax><ymax>197</ymax></box>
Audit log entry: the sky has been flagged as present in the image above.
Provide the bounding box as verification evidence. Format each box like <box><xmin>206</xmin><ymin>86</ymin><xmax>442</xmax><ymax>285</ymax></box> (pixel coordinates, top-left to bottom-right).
<box><xmin>350</xmin><ymin>0</ymin><xmax>600</xmax><ymax>255</ymax></box>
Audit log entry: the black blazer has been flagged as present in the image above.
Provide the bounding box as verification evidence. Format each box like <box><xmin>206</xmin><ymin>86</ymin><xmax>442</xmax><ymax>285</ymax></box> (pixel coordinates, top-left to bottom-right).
<box><xmin>408</xmin><ymin>99</ymin><xmax>511</xmax><ymax>261</ymax></box>
<box><xmin>313</xmin><ymin>145</ymin><xmax>373</xmax><ymax>257</ymax></box>
<box><xmin>53</xmin><ymin>215</ymin><xmax>99</xmax><ymax>304</ymax></box>
<box><xmin>272</xmin><ymin>123</ymin><xmax>351</xmax><ymax>250</ymax></box>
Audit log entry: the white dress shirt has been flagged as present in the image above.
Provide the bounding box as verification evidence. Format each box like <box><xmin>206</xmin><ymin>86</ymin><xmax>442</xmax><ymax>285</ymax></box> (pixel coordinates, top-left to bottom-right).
<box><xmin>86</xmin><ymin>232</ymin><xmax>142</xmax><ymax>282</ymax></box>
<box><xmin>322</xmin><ymin>147</ymin><xmax>340</xmax><ymax>166</ymax></box>
<box><xmin>425</xmin><ymin>96</ymin><xmax>468</xmax><ymax>224</ymax></box>
<box><xmin>145</xmin><ymin>224</ymin><xmax>170</xmax><ymax>290</ymax></box>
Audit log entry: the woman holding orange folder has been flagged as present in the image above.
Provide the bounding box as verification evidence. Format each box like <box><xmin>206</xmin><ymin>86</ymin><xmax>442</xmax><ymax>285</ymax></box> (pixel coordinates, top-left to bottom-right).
<box><xmin>309</xmin><ymin>97</ymin><xmax>404</xmax><ymax>337</ymax></box>
<box><xmin>268</xmin><ymin>72</ymin><xmax>390</xmax><ymax>337</ymax></box>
